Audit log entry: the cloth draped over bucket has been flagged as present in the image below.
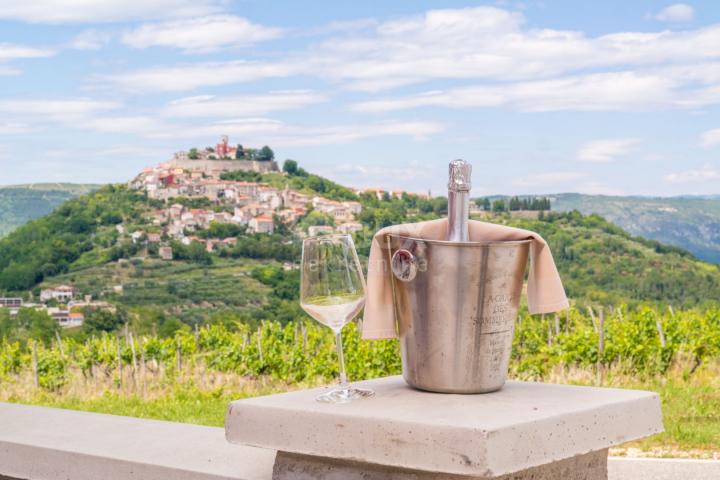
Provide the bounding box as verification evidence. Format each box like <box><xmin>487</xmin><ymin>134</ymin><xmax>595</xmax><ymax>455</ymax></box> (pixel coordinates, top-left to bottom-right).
<box><xmin>362</xmin><ymin>218</ymin><xmax>569</xmax><ymax>340</ymax></box>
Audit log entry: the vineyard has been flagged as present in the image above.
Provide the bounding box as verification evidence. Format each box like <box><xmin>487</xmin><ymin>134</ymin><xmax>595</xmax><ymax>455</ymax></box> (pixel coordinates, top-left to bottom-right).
<box><xmin>3</xmin><ymin>305</ymin><xmax>718</xmax><ymax>388</ymax></box>
<box><xmin>1</xmin><ymin>306</ymin><xmax>719</xmax><ymax>454</ymax></box>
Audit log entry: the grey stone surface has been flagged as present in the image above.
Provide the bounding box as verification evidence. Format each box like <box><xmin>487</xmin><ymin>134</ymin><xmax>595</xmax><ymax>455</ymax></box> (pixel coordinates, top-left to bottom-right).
<box><xmin>608</xmin><ymin>457</ymin><xmax>720</xmax><ymax>480</ymax></box>
<box><xmin>0</xmin><ymin>401</ymin><xmax>711</xmax><ymax>480</ymax></box>
<box><xmin>273</xmin><ymin>450</ymin><xmax>609</xmax><ymax>480</ymax></box>
<box><xmin>226</xmin><ymin>375</ymin><xmax>663</xmax><ymax>477</ymax></box>
<box><xmin>0</xmin><ymin>402</ymin><xmax>275</xmax><ymax>480</ymax></box>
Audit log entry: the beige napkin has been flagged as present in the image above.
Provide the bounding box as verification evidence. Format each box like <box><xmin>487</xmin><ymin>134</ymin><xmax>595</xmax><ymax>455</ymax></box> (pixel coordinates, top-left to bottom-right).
<box><xmin>362</xmin><ymin>218</ymin><xmax>569</xmax><ymax>340</ymax></box>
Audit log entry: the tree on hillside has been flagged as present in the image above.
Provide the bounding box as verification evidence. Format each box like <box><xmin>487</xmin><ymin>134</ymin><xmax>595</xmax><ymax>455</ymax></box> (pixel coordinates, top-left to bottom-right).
<box><xmin>257</xmin><ymin>145</ymin><xmax>275</xmax><ymax>161</ymax></box>
<box><xmin>283</xmin><ymin>159</ymin><xmax>299</xmax><ymax>175</ymax></box>
<box><xmin>0</xmin><ymin>262</ymin><xmax>38</xmax><ymax>291</ymax></box>
<box><xmin>171</xmin><ymin>240</ymin><xmax>213</xmax><ymax>265</ymax></box>
<box><xmin>235</xmin><ymin>144</ymin><xmax>244</xmax><ymax>159</ymax></box>
<box><xmin>492</xmin><ymin>199</ymin><xmax>507</xmax><ymax>213</ymax></box>
<box><xmin>83</xmin><ymin>308</ymin><xmax>127</xmax><ymax>334</ymax></box>
<box><xmin>188</xmin><ymin>148</ymin><xmax>199</xmax><ymax>160</ymax></box>
<box><xmin>14</xmin><ymin>308</ymin><xmax>57</xmax><ymax>344</ymax></box>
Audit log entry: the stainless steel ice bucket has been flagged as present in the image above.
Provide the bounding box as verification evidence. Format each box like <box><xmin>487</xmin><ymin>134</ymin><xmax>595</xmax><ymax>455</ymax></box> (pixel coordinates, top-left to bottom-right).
<box><xmin>386</xmin><ymin>234</ymin><xmax>531</xmax><ymax>393</ymax></box>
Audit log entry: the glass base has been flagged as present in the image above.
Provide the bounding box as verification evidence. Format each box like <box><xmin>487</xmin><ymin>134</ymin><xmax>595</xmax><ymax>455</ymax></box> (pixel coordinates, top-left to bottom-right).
<box><xmin>316</xmin><ymin>386</ymin><xmax>375</xmax><ymax>404</ymax></box>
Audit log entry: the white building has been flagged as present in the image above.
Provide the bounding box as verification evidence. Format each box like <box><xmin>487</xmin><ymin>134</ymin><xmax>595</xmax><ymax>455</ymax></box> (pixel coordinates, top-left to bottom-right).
<box><xmin>40</xmin><ymin>285</ymin><xmax>76</xmax><ymax>303</ymax></box>
<box><xmin>249</xmin><ymin>215</ymin><xmax>275</xmax><ymax>234</ymax></box>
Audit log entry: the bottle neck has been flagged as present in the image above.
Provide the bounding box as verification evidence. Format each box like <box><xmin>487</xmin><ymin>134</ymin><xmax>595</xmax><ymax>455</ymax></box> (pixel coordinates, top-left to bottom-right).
<box><xmin>447</xmin><ymin>190</ymin><xmax>469</xmax><ymax>242</ymax></box>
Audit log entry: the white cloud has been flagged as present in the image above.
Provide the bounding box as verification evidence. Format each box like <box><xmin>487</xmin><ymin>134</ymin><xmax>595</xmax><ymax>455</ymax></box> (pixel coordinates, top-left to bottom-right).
<box><xmin>122</xmin><ymin>16</ymin><xmax>282</xmax><ymax>53</ymax></box>
<box><xmin>330</xmin><ymin>161</ymin><xmax>433</xmax><ymax>190</ymax></box>
<box><xmin>0</xmin><ymin>122</ymin><xmax>31</xmax><ymax>134</ymax></box>
<box><xmin>100</xmin><ymin>6</ymin><xmax>720</xmax><ymax>102</ymax></box>
<box><xmin>71</xmin><ymin>30</ymin><xmax>113</xmax><ymax>50</ymax></box>
<box><xmin>78</xmin><ymin>115</ymin><xmax>166</xmax><ymax>134</ymax></box>
<box><xmin>315</xmin><ymin>7</ymin><xmax>720</xmax><ymax>90</ymax></box>
<box><xmin>512</xmin><ymin>171</ymin><xmax>587</xmax><ymax>187</ymax></box>
<box><xmin>700</xmin><ymin>128</ymin><xmax>720</xmax><ymax>147</ymax></box>
<box><xmin>162</xmin><ymin>91</ymin><xmax>328</xmax><ymax>117</ymax></box>
<box><xmin>0</xmin><ymin>0</ymin><xmax>223</xmax><ymax>23</ymax></box>
<box><xmin>0</xmin><ymin>93</ymin><xmax>442</xmax><ymax>146</ymax></box>
<box><xmin>665</xmin><ymin>165</ymin><xmax>720</xmax><ymax>183</ymax></box>
<box><xmin>351</xmin><ymin>71</ymin><xmax>683</xmax><ymax>112</ymax></box>
<box><xmin>162</xmin><ymin>119</ymin><xmax>445</xmax><ymax>146</ymax></box>
<box><xmin>0</xmin><ymin>43</ymin><xmax>55</xmax><ymax>76</ymax></box>
<box><xmin>311</xmin><ymin>18</ymin><xmax>379</xmax><ymax>35</ymax></box>
<box><xmin>100</xmin><ymin>61</ymin><xmax>302</xmax><ymax>92</ymax></box>
<box><xmin>577</xmin><ymin>138</ymin><xmax>641</xmax><ymax>163</ymax></box>
<box><xmin>0</xmin><ymin>99</ymin><xmax>120</xmax><ymax>119</ymax></box>
<box><xmin>0</xmin><ymin>98</ymin><xmax>121</xmax><ymax>134</ymax></box>
<box><xmin>654</xmin><ymin>4</ymin><xmax>695</xmax><ymax>22</ymax></box>
<box><xmin>0</xmin><ymin>66</ymin><xmax>21</xmax><ymax>76</ymax></box>
<box><xmin>0</xmin><ymin>43</ymin><xmax>54</xmax><ymax>61</ymax></box>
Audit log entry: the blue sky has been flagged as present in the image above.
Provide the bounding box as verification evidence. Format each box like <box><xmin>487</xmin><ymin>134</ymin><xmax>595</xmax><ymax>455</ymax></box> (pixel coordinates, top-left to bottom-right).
<box><xmin>1</xmin><ymin>1</ymin><xmax>720</xmax><ymax>197</ymax></box>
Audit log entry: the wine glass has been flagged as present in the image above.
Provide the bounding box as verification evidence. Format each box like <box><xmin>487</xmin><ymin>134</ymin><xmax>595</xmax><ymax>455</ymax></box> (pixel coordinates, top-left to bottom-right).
<box><xmin>300</xmin><ymin>234</ymin><xmax>374</xmax><ymax>404</ymax></box>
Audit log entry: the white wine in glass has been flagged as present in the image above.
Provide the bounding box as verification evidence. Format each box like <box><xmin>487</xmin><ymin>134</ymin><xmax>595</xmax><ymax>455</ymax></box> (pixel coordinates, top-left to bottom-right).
<box><xmin>300</xmin><ymin>234</ymin><xmax>374</xmax><ymax>404</ymax></box>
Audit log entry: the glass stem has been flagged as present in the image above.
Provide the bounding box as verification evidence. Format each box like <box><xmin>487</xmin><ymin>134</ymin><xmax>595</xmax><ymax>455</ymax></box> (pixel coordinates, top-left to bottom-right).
<box><xmin>335</xmin><ymin>331</ymin><xmax>348</xmax><ymax>389</ymax></box>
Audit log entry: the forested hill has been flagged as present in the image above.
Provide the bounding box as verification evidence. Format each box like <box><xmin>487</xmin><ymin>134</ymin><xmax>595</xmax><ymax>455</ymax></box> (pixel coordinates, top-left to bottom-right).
<box><xmin>499</xmin><ymin>212</ymin><xmax>720</xmax><ymax>308</ymax></box>
<box><xmin>549</xmin><ymin>193</ymin><xmax>720</xmax><ymax>264</ymax></box>
<box><xmin>0</xmin><ymin>184</ymin><xmax>100</xmax><ymax>237</ymax></box>
<box><xmin>0</xmin><ymin>169</ymin><xmax>719</xmax><ymax>320</ymax></box>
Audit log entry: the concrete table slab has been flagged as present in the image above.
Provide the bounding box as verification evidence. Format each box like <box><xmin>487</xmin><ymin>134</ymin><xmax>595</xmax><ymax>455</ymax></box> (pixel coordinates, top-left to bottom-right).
<box><xmin>0</xmin><ymin>402</ymin><xmax>275</xmax><ymax>480</ymax></box>
<box><xmin>226</xmin><ymin>376</ymin><xmax>663</xmax><ymax>479</ymax></box>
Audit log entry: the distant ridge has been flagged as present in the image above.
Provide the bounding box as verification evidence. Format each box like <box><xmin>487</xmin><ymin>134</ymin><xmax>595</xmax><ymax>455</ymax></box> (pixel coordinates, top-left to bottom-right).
<box><xmin>0</xmin><ymin>183</ymin><xmax>101</xmax><ymax>237</ymax></box>
<box><xmin>549</xmin><ymin>193</ymin><xmax>720</xmax><ymax>263</ymax></box>
<box><xmin>0</xmin><ymin>183</ymin><xmax>102</xmax><ymax>192</ymax></box>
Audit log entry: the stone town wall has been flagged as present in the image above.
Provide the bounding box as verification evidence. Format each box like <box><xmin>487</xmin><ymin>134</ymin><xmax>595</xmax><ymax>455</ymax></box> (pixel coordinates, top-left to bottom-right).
<box><xmin>170</xmin><ymin>158</ymin><xmax>279</xmax><ymax>173</ymax></box>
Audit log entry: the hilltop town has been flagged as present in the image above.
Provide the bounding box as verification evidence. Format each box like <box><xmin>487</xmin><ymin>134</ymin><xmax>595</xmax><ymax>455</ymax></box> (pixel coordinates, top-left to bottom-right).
<box><xmin>0</xmin><ymin>136</ymin><xmax>439</xmax><ymax>330</ymax></box>
<box><xmin>127</xmin><ymin>136</ymin><xmax>364</xmax><ymax>251</ymax></box>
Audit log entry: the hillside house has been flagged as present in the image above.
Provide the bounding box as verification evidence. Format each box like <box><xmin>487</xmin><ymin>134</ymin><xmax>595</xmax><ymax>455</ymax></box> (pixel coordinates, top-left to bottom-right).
<box><xmin>147</xmin><ymin>233</ymin><xmax>162</xmax><ymax>243</ymax></box>
<box><xmin>343</xmin><ymin>201</ymin><xmax>362</xmax><ymax>215</ymax></box>
<box><xmin>166</xmin><ymin>221</ymin><xmax>184</xmax><ymax>238</ymax></box>
<box><xmin>40</xmin><ymin>285</ymin><xmax>76</xmax><ymax>303</ymax></box>
<box><xmin>169</xmin><ymin>204</ymin><xmax>185</xmax><ymax>219</ymax></box>
<box><xmin>206</xmin><ymin>238</ymin><xmax>238</xmax><ymax>252</ymax></box>
<box><xmin>0</xmin><ymin>298</ymin><xmax>22</xmax><ymax>308</ymax></box>
<box><xmin>283</xmin><ymin>189</ymin><xmax>311</xmax><ymax>209</ymax></box>
<box><xmin>61</xmin><ymin>312</ymin><xmax>84</xmax><ymax>328</ymax></box>
<box><xmin>159</xmin><ymin>246</ymin><xmax>174</xmax><ymax>260</ymax></box>
<box><xmin>241</xmin><ymin>203</ymin><xmax>273</xmax><ymax>219</ymax></box>
<box><xmin>249</xmin><ymin>215</ymin><xmax>274</xmax><ymax>234</ymax></box>
<box><xmin>258</xmin><ymin>186</ymin><xmax>282</xmax><ymax>209</ymax></box>
<box><xmin>313</xmin><ymin>198</ymin><xmax>360</xmax><ymax>223</ymax></box>
<box><xmin>277</xmin><ymin>208</ymin><xmax>305</xmax><ymax>223</ymax></box>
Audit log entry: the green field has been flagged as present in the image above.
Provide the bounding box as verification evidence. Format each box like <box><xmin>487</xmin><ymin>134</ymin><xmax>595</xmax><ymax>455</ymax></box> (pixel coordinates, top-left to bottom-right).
<box><xmin>2</xmin><ymin>307</ymin><xmax>720</xmax><ymax>455</ymax></box>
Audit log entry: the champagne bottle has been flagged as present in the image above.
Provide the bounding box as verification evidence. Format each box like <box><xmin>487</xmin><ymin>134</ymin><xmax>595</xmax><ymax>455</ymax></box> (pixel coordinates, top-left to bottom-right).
<box><xmin>447</xmin><ymin>159</ymin><xmax>471</xmax><ymax>242</ymax></box>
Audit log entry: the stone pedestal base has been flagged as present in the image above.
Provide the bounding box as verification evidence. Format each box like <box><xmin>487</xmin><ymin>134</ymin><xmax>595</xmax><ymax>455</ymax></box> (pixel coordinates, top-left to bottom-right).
<box><xmin>273</xmin><ymin>449</ymin><xmax>608</xmax><ymax>480</ymax></box>
<box><xmin>228</xmin><ymin>376</ymin><xmax>662</xmax><ymax>478</ymax></box>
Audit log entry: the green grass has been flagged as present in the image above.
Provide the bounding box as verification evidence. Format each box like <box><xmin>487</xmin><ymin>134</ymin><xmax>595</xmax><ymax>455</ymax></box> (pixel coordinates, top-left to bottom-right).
<box><xmin>623</xmin><ymin>375</ymin><xmax>720</xmax><ymax>452</ymax></box>
<box><xmin>13</xmin><ymin>383</ymin><xmax>289</xmax><ymax>426</ymax></box>
<box><xmin>6</xmin><ymin>371</ymin><xmax>718</xmax><ymax>455</ymax></box>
